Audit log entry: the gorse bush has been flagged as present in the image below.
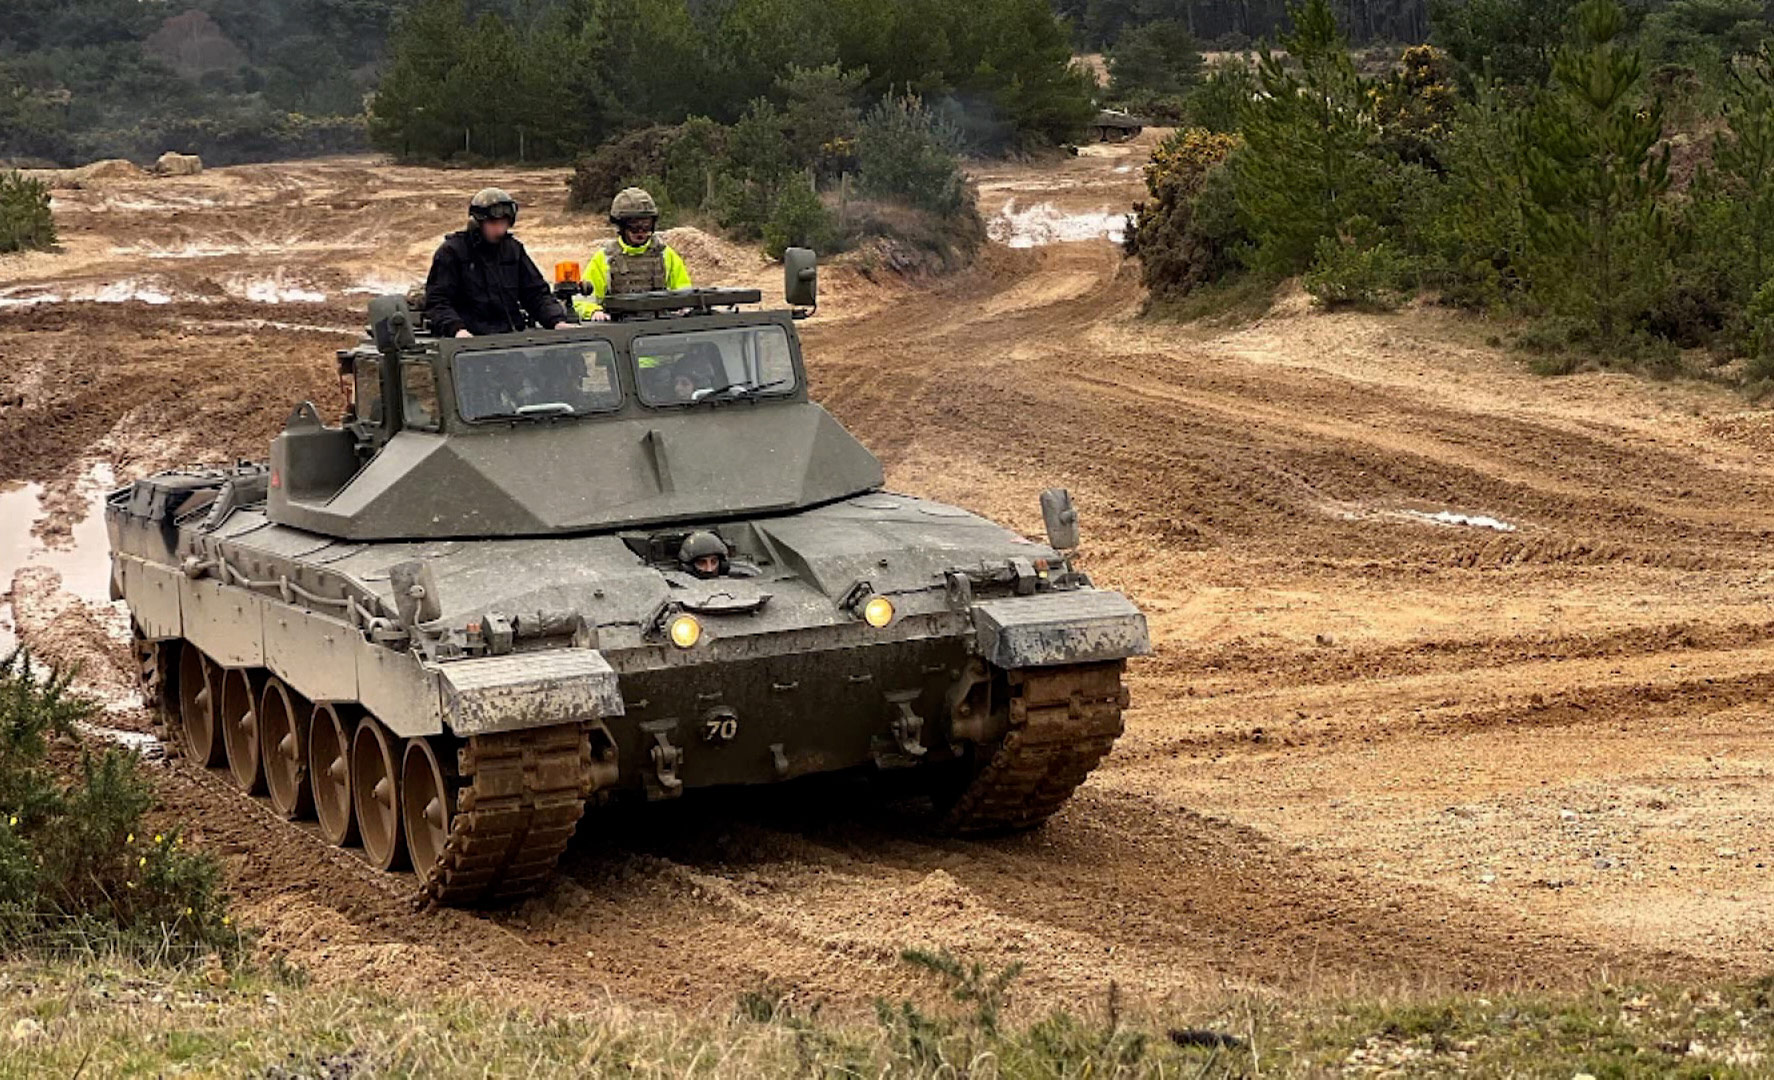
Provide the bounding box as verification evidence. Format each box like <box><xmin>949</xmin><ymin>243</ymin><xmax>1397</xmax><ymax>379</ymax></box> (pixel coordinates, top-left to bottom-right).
<box><xmin>0</xmin><ymin>170</ymin><xmax>54</xmax><ymax>254</ymax></box>
<box><xmin>1126</xmin><ymin>128</ymin><xmax>1246</xmax><ymax>300</ymax></box>
<box><xmin>565</xmin><ymin>126</ymin><xmax>682</xmax><ymax>216</ymax></box>
<box><xmin>0</xmin><ymin>651</ymin><xmax>234</xmax><ymax>961</ymax></box>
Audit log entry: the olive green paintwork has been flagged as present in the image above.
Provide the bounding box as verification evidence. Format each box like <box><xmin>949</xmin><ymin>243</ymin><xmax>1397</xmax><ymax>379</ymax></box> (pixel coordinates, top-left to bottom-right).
<box><xmin>268</xmin><ymin>311</ymin><xmax>884</xmax><ymax>540</ymax></box>
<box><xmin>107</xmin><ymin>279</ymin><xmax>1150</xmax><ymax>801</ymax></box>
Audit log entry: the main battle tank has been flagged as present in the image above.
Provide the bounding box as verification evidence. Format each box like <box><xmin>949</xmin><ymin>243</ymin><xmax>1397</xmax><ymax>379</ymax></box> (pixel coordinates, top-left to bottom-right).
<box><xmin>108</xmin><ymin>252</ymin><xmax>1150</xmax><ymax>905</ymax></box>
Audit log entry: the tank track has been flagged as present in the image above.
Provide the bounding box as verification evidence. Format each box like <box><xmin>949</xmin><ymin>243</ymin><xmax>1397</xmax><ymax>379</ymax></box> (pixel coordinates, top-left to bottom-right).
<box><xmin>140</xmin><ymin>636</ymin><xmax>592</xmax><ymax>906</ymax></box>
<box><xmin>134</xmin><ymin>626</ymin><xmax>166</xmax><ymax>714</ymax></box>
<box><xmin>941</xmin><ymin>660</ymin><xmax>1129</xmax><ymax>833</ymax></box>
<box><xmin>422</xmin><ymin>726</ymin><xmax>594</xmax><ymax>906</ymax></box>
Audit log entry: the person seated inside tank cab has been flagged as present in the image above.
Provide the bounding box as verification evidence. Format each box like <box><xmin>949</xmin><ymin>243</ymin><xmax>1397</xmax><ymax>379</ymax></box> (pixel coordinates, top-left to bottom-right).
<box><xmin>639</xmin><ymin>340</ymin><xmax>724</xmax><ymax>403</ymax></box>
<box><xmin>453</xmin><ymin>340</ymin><xmax>623</xmax><ymax>421</ymax></box>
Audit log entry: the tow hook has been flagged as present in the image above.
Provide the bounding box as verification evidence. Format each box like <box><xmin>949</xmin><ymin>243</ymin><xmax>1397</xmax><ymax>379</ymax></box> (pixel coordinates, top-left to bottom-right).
<box><xmin>645</xmin><ymin>727</ymin><xmax>684</xmax><ymax>797</ymax></box>
<box><xmin>889</xmin><ymin>692</ymin><xmax>927</xmax><ymax>758</ymax></box>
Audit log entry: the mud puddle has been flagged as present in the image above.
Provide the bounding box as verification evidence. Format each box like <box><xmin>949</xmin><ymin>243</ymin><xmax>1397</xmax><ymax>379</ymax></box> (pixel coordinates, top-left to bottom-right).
<box><xmin>0</xmin><ymin>466</ymin><xmax>120</xmax><ymax>654</ymax></box>
<box><xmin>987</xmin><ymin>199</ymin><xmax>1126</xmax><ymax>248</ymax></box>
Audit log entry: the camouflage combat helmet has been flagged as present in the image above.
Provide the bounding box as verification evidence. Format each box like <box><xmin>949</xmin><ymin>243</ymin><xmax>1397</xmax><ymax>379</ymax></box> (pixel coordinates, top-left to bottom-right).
<box><xmin>679</xmin><ymin>530</ymin><xmax>729</xmax><ymax>578</ymax></box>
<box><xmin>610</xmin><ymin>187</ymin><xmax>659</xmax><ymax>225</ymax></box>
<box><xmin>469</xmin><ymin>188</ymin><xmax>519</xmax><ymax>225</ymax></box>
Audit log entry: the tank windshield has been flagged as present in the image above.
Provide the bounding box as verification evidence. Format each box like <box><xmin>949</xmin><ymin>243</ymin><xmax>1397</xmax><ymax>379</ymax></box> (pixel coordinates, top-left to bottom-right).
<box><xmin>632</xmin><ymin>326</ymin><xmax>797</xmax><ymax>406</ymax></box>
<box><xmin>454</xmin><ymin>341</ymin><xmax>623</xmax><ymax>421</ymax></box>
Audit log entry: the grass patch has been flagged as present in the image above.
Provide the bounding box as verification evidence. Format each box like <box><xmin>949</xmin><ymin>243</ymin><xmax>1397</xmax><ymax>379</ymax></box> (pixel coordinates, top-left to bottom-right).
<box><xmin>3</xmin><ymin>950</ymin><xmax>1772</xmax><ymax>1077</ymax></box>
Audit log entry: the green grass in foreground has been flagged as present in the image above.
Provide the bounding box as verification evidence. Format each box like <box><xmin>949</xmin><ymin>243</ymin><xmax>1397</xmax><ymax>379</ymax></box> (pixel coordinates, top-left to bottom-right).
<box><xmin>1</xmin><ymin>951</ymin><xmax>1772</xmax><ymax>1078</ymax></box>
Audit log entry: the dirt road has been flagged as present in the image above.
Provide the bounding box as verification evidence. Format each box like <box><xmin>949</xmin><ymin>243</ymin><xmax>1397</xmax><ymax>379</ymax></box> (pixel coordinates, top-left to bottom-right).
<box><xmin>2</xmin><ymin>136</ymin><xmax>1770</xmax><ymax>1013</ymax></box>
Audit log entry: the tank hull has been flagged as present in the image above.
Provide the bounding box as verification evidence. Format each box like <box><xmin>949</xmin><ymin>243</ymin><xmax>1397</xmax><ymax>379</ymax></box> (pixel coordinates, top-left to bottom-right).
<box><xmin>108</xmin><ymin>469</ymin><xmax>1149</xmax><ymax>903</ymax></box>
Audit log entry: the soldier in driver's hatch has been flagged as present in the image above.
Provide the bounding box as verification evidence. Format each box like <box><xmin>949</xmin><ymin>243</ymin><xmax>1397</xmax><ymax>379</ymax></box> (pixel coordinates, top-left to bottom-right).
<box><xmin>574</xmin><ymin>187</ymin><xmax>693</xmax><ymax>322</ymax></box>
<box><xmin>425</xmin><ymin>188</ymin><xmax>568</xmax><ymax>338</ymax></box>
<box><xmin>679</xmin><ymin>531</ymin><xmax>729</xmax><ymax>579</ymax></box>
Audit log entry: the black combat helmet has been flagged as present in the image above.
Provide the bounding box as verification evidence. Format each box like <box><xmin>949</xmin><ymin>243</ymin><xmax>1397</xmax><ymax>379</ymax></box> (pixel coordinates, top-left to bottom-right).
<box><xmin>468</xmin><ymin>188</ymin><xmax>519</xmax><ymax>229</ymax></box>
<box><xmin>678</xmin><ymin>530</ymin><xmax>729</xmax><ymax>578</ymax></box>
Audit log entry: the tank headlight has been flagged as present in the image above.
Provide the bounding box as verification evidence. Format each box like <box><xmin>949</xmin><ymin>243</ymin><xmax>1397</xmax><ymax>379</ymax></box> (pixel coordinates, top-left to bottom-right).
<box><xmin>668</xmin><ymin>614</ymin><xmax>703</xmax><ymax>648</ymax></box>
<box><xmin>862</xmin><ymin>595</ymin><xmax>895</xmax><ymax>628</ymax></box>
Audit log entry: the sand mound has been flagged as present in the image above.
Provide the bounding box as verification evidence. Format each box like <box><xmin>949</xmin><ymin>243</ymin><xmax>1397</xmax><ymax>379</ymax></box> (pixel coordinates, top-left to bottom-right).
<box><xmin>72</xmin><ymin>159</ymin><xmax>149</xmax><ymax>184</ymax></box>
<box><xmin>661</xmin><ymin>226</ymin><xmax>769</xmax><ymax>277</ymax></box>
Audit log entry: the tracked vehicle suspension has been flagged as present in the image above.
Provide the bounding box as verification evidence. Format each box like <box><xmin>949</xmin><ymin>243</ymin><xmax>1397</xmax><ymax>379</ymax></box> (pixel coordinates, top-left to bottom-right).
<box><xmin>941</xmin><ymin>661</ymin><xmax>1129</xmax><ymax>833</ymax></box>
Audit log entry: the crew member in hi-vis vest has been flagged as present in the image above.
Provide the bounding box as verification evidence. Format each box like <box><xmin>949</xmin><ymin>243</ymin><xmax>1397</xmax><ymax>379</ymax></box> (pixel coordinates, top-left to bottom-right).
<box><xmin>572</xmin><ymin>187</ymin><xmax>693</xmax><ymax>322</ymax></box>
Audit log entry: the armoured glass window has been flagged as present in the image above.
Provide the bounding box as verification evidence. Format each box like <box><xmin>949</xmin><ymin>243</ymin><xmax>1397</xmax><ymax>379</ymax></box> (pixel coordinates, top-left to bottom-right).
<box><xmin>632</xmin><ymin>326</ymin><xmax>797</xmax><ymax>406</ymax></box>
<box><xmin>401</xmin><ymin>361</ymin><xmax>441</xmax><ymax>432</ymax></box>
<box><xmin>355</xmin><ymin>355</ymin><xmax>385</xmax><ymax>426</ymax></box>
<box><xmin>453</xmin><ymin>340</ymin><xmax>622</xmax><ymax>421</ymax></box>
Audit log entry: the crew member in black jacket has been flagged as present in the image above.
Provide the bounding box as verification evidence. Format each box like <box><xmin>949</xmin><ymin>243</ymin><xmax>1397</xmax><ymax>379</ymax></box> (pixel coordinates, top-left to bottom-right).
<box><xmin>424</xmin><ymin>188</ymin><xmax>568</xmax><ymax>338</ymax></box>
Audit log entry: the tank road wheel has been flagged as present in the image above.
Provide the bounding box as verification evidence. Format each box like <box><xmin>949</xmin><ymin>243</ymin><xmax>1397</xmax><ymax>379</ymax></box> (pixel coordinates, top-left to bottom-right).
<box><xmin>220</xmin><ymin>668</ymin><xmax>266</xmax><ymax>795</ymax></box>
<box><xmin>351</xmin><ymin>718</ymin><xmax>408</xmax><ymax>872</ymax></box>
<box><xmin>309</xmin><ymin>703</ymin><xmax>358</xmax><ymax>848</ymax></box>
<box><xmin>938</xmin><ymin>662</ymin><xmax>1130</xmax><ymax>834</ymax></box>
<box><xmin>258</xmin><ymin>678</ymin><xmax>314</xmax><ymax>820</ymax></box>
<box><xmin>176</xmin><ymin>645</ymin><xmax>225</xmax><ymax>767</ymax></box>
<box><xmin>400</xmin><ymin>738</ymin><xmax>457</xmax><ymax>888</ymax></box>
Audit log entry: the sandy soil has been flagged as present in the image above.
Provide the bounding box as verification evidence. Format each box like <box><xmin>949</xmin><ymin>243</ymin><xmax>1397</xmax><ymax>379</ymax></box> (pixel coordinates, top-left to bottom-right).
<box><xmin>2</xmin><ymin>133</ymin><xmax>1771</xmax><ymax>1014</ymax></box>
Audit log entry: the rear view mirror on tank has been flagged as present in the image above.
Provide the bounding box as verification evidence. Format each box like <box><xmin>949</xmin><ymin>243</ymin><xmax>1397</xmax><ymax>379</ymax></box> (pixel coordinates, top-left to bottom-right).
<box><xmin>369</xmin><ymin>295</ymin><xmax>418</xmax><ymax>354</ymax></box>
<box><xmin>784</xmin><ymin>247</ymin><xmax>818</xmax><ymax>309</ymax></box>
<box><xmin>1041</xmin><ymin>488</ymin><xmax>1081</xmax><ymax>551</ymax></box>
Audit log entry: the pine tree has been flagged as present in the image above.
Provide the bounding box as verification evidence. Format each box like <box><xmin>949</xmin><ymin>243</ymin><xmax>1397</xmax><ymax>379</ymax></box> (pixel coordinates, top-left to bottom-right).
<box><xmin>368</xmin><ymin>0</ymin><xmax>472</xmax><ymax>160</ymax></box>
<box><xmin>1710</xmin><ymin>47</ymin><xmax>1774</xmax><ymax>292</ymax></box>
<box><xmin>1233</xmin><ymin>0</ymin><xmax>1375</xmax><ymax>275</ymax></box>
<box><xmin>1107</xmin><ymin>19</ymin><xmax>1204</xmax><ymax>100</ymax></box>
<box><xmin>1429</xmin><ymin>0</ymin><xmax>1581</xmax><ymax>88</ymax></box>
<box><xmin>1521</xmin><ymin>0</ymin><xmax>1670</xmax><ymax>343</ymax></box>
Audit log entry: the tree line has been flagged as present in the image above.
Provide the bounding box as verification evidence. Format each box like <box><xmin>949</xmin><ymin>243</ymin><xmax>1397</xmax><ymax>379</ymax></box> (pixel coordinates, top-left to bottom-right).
<box><xmin>1</xmin><ymin>0</ymin><xmax>403</xmax><ymax>164</ymax></box>
<box><xmin>368</xmin><ymin>0</ymin><xmax>1095</xmax><ymax>164</ymax></box>
<box><xmin>1126</xmin><ymin>0</ymin><xmax>1774</xmax><ymax>385</ymax></box>
<box><xmin>1057</xmin><ymin>0</ymin><xmax>1431</xmax><ymax>49</ymax></box>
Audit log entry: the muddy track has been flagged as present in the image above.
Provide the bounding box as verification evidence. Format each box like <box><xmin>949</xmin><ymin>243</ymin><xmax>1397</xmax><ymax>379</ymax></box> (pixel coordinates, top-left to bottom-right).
<box><xmin>4</xmin><ymin>137</ymin><xmax>1773</xmax><ymax>1012</ymax></box>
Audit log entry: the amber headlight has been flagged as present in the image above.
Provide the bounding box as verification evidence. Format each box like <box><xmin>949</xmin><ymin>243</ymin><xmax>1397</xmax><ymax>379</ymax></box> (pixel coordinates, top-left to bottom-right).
<box><xmin>669</xmin><ymin>614</ymin><xmax>703</xmax><ymax>648</ymax></box>
<box><xmin>862</xmin><ymin>595</ymin><xmax>895</xmax><ymax>628</ymax></box>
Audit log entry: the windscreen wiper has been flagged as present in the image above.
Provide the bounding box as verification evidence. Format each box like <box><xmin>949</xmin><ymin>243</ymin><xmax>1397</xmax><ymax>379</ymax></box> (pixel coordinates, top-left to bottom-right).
<box><xmin>690</xmin><ymin>379</ymin><xmax>793</xmax><ymax>402</ymax></box>
<box><xmin>515</xmin><ymin>402</ymin><xmax>576</xmax><ymax>416</ymax></box>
